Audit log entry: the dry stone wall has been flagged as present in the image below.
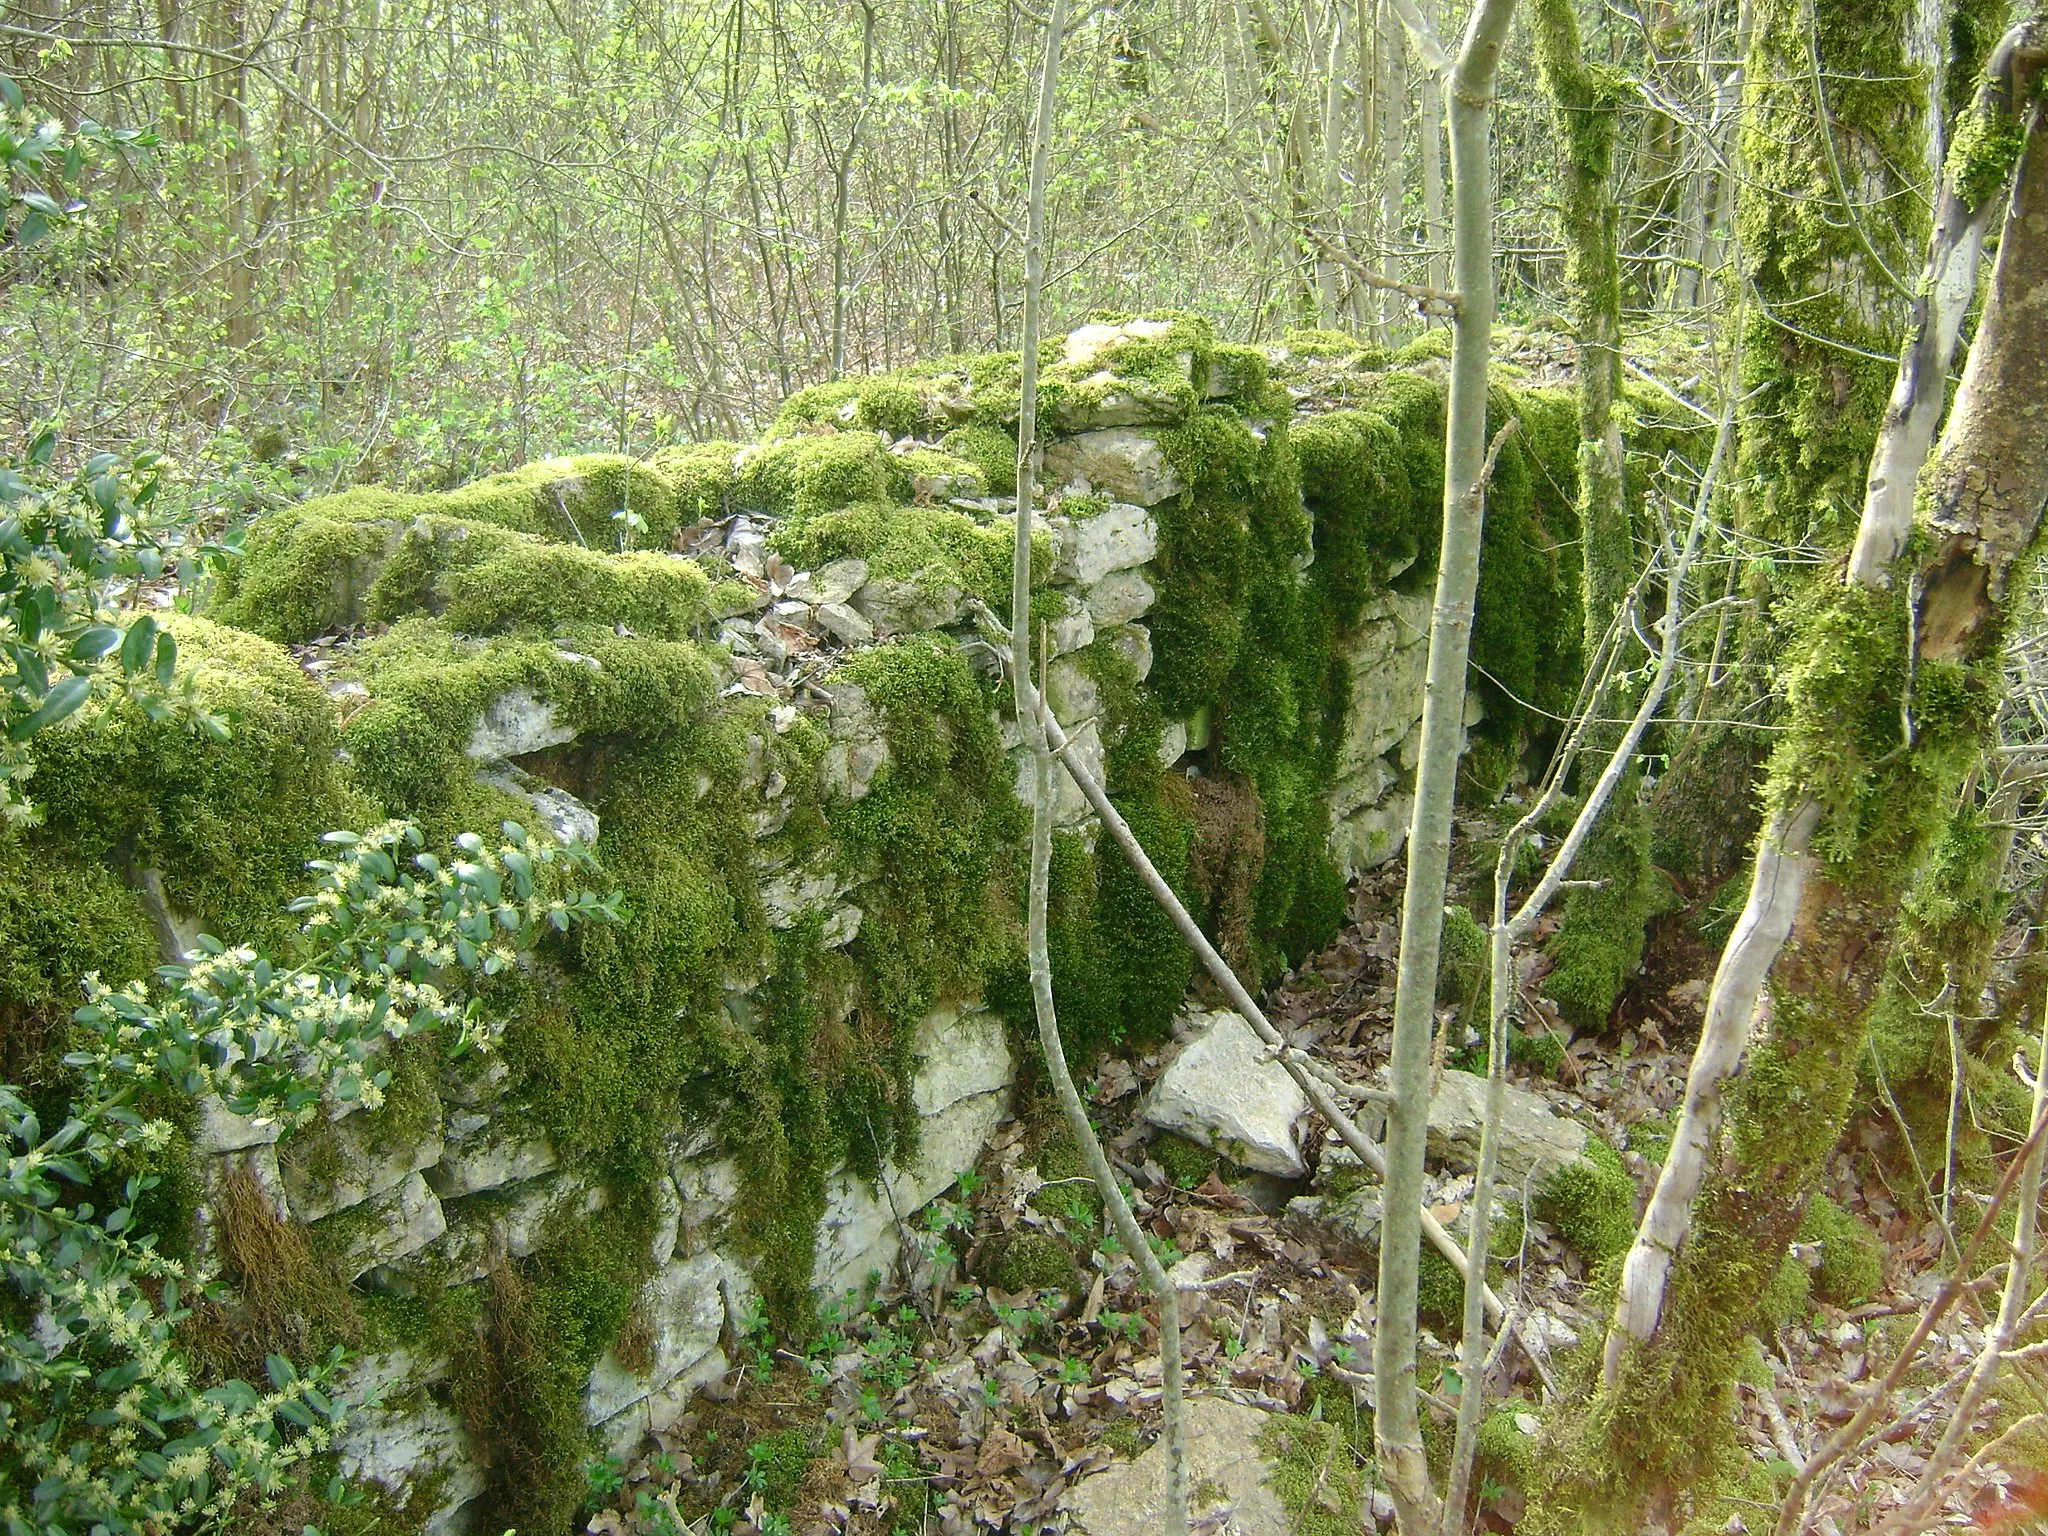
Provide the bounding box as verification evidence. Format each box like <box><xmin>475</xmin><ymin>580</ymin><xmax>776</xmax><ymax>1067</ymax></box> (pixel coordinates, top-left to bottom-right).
<box><xmin>11</xmin><ymin>314</ymin><xmax>1601</xmax><ymax>1534</ymax></box>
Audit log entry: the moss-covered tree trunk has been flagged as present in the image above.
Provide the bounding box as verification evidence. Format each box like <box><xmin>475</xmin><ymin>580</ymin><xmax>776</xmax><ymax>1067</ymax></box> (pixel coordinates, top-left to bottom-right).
<box><xmin>1552</xmin><ymin>34</ymin><xmax>2048</xmax><ymax>1530</ymax></box>
<box><xmin>1528</xmin><ymin>0</ymin><xmax>1665</xmax><ymax>1037</ymax></box>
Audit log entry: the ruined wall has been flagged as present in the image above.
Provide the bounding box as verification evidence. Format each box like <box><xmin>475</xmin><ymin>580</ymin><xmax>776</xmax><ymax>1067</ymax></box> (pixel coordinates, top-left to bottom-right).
<box><xmin>1</xmin><ymin>315</ymin><xmax>1608</xmax><ymax>1535</ymax></box>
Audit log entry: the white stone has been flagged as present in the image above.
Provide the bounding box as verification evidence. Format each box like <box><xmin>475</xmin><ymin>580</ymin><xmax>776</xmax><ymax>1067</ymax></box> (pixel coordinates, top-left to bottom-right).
<box><xmin>1044</xmin><ymin>431</ymin><xmax>1185</xmax><ymax>507</ymax></box>
<box><xmin>465</xmin><ymin>687</ymin><xmax>576</xmax><ymax>760</ymax></box>
<box><xmin>1048</xmin><ymin>372</ymin><xmax>1189</xmax><ymax>432</ymax></box>
<box><xmin>315</xmin><ymin>1171</ymin><xmax>447</xmax><ymax>1279</ymax></box>
<box><xmin>1083</xmin><ymin>568</ymin><xmax>1156</xmax><ymax>626</ymax></box>
<box><xmin>912</xmin><ymin>1007</ymin><xmax>1014</xmax><ymax>1117</ymax></box>
<box><xmin>1334</xmin><ymin>618</ymin><xmax>1429</xmax><ymax>772</ymax></box>
<box><xmin>434</xmin><ymin>1171</ymin><xmax>606</xmax><ymax>1283</ymax></box>
<box><xmin>1158</xmin><ymin>720</ymin><xmax>1188</xmax><ymax>768</ymax></box>
<box><xmin>1061</xmin><ymin>316</ymin><xmax>1178</xmax><ymax>367</ymax></box>
<box><xmin>671</xmin><ymin>1150</ymin><xmax>744</xmax><ymax>1257</ymax></box>
<box><xmin>1052</xmin><ymin>500</ymin><xmax>1160</xmax><ymax>583</ymax></box>
<box><xmin>760</xmin><ymin>859</ymin><xmax>854</xmax><ymax>928</ymax></box>
<box><xmin>1422</xmin><ymin>1068</ymin><xmax>1588</xmax><ymax>1178</ymax></box>
<box><xmin>334</xmin><ymin>1350</ymin><xmax>486</xmax><ymax>1536</ymax></box>
<box><xmin>1330</xmin><ymin>790</ymin><xmax>1412</xmax><ymax>877</ymax></box>
<box><xmin>1047</xmin><ymin>658</ymin><xmax>1101</xmax><ymax>726</ymax></box>
<box><xmin>478</xmin><ymin>765</ymin><xmax>598</xmax><ymax>846</ymax></box>
<box><xmin>1050</xmin><ymin>593</ymin><xmax>1096</xmax><ymax>655</ymax></box>
<box><xmin>813</xmin><ymin>1086</ymin><xmax>1010</xmax><ymax>1296</ymax></box>
<box><xmin>1328</xmin><ymin>754</ymin><xmax>1398</xmax><ymax>821</ymax></box>
<box><xmin>1064</xmin><ymin>1397</ymin><xmax>1292</xmax><ymax>1536</ymax></box>
<box><xmin>594</xmin><ymin>1345</ymin><xmax>732</xmax><ymax>1463</ymax></box>
<box><xmin>853</xmin><ymin>574</ymin><xmax>965</xmax><ymax>635</ymax></box>
<box><xmin>1101</xmin><ymin>622</ymin><xmax>1152</xmax><ymax>681</ymax></box>
<box><xmin>1011</xmin><ymin>716</ymin><xmax>1103</xmax><ymax>828</ymax></box>
<box><xmin>1142</xmin><ymin>1010</ymin><xmax>1309</xmax><ymax>1178</ymax></box>
<box><xmin>817</xmin><ymin>601</ymin><xmax>876</xmax><ymax>645</ymax></box>
<box><xmin>585</xmin><ymin>1250</ymin><xmax>731</xmax><ymax>1425</ymax></box>
<box><xmin>821</xmin><ymin>681</ymin><xmax>890</xmax><ymax>801</ymax></box>
<box><xmin>193</xmin><ymin>1093</ymin><xmax>279</xmax><ymax>1154</ymax></box>
<box><xmin>427</xmin><ymin>1116</ymin><xmax>558</xmax><ymax>1199</ymax></box>
<box><xmin>786</xmin><ymin>557</ymin><xmax>868</xmax><ymax>606</ymax></box>
<box><xmin>279</xmin><ymin>1097</ymin><xmax>445</xmax><ymax>1223</ymax></box>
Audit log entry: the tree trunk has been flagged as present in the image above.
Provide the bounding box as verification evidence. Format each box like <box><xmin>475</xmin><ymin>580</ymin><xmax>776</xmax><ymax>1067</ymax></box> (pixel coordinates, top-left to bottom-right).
<box><xmin>1373</xmin><ymin>2</ymin><xmax>1517</xmax><ymax>1528</ymax></box>
<box><xmin>1574</xmin><ymin>29</ymin><xmax>2048</xmax><ymax>1528</ymax></box>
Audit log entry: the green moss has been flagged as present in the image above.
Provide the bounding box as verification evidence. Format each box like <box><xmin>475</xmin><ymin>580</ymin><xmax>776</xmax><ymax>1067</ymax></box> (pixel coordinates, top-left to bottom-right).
<box><xmin>439</xmin><ymin>453</ymin><xmax>680</xmax><ymax>549</ymax></box>
<box><xmin>1477</xmin><ymin>1402</ymin><xmax>1541</xmax><ymax>1488</ymax></box>
<box><xmin>1257</xmin><ymin>1413</ymin><xmax>1363</xmax><ymax>1536</ymax></box>
<box><xmin>977</xmin><ymin>1229</ymin><xmax>1080</xmax><ymax>1293</ymax></box>
<box><xmin>460</xmin><ymin>1194</ymin><xmax>658</xmax><ymax>1536</ymax></box>
<box><xmin>744</xmin><ymin>1426</ymin><xmax>823</xmax><ymax>1515</ymax></box>
<box><xmin>1737</xmin><ymin>0</ymin><xmax>1930</xmax><ymax>547</ymax></box>
<box><xmin>1436</xmin><ymin>904</ymin><xmax>1489</xmax><ymax>1015</ymax></box>
<box><xmin>1152</xmin><ymin>1132</ymin><xmax>1219</xmax><ymax>1189</ymax></box>
<box><xmin>30</xmin><ymin>615</ymin><xmax>366</xmax><ymax>946</ymax></box>
<box><xmin>775</xmin><ymin>378</ymin><xmax>934</xmax><ymax>440</ymax></box>
<box><xmin>1535</xmin><ymin>1137</ymin><xmax>1637</xmax><ymax>1264</ymax></box>
<box><xmin>767</xmin><ymin>497</ymin><xmax>1048</xmax><ymax>615</ymax></box>
<box><xmin>939</xmin><ymin>422</ymin><xmax>1018</xmax><ymax>497</ymax></box>
<box><xmin>1544</xmin><ymin>802</ymin><xmax>1668</xmax><ymax>1033</ymax></box>
<box><xmin>734</xmin><ymin>431</ymin><xmax>892</xmax><ymax>520</ymax></box>
<box><xmin>1416</xmin><ymin>1244</ymin><xmax>1467</xmax><ymax>1334</ymax></box>
<box><xmin>438</xmin><ymin>545</ymin><xmax>710</xmax><ymax>639</ymax></box>
<box><xmin>647</xmin><ymin>440</ymin><xmax>741</xmax><ymax>526</ymax></box>
<box><xmin>1759</xmin><ymin>1252</ymin><xmax>1813</xmax><ymax>1331</ymax></box>
<box><xmin>1800</xmin><ymin>1193</ymin><xmax>1883</xmax><ymax>1306</ymax></box>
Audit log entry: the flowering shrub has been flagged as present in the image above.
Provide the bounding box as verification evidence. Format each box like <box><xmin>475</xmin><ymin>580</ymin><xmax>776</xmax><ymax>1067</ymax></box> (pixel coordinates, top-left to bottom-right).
<box><xmin>2</xmin><ymin>821</ymin><xmax>620</xmax><ymax>1535</ymax></box>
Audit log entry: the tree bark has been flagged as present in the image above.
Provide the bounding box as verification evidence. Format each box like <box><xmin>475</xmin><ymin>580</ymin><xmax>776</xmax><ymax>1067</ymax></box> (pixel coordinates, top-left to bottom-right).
<box><xmin>1373</xmin><ymin>1</ymin><xmax>1517</xmax><ymax>1527</ymax></box>
<box><xmin>1586</xmin><ymin>29</ymin><xmax>2048</xmax><ymax>1526</ymax></box>
<box><xmin>1007</xmin><ymin>6</ymin><xmax>1188</xmax><ymax>1535</ymax></box>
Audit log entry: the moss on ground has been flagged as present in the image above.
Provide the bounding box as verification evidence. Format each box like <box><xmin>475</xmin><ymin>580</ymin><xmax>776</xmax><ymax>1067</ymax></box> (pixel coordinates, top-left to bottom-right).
<box><xmin>1535</xmin><ymin>1136</ymin><xmax>1638</xmax><ymax>1265</ymax></box>
<box><xmin>1258</xmin><ymin>1412</ymin><xmax>1363</xmax><ymax>1536</ymax></box>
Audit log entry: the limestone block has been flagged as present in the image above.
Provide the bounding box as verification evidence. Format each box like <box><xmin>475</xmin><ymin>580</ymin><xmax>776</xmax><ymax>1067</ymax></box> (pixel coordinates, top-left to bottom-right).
<box><xmin>1010</xmin><ymin>716</ymin><xmax>1103</xmax><ymax>828</ymax></box>
<box><xmin>314</xmin><ymin>1171</ymin><xmax>446</xmax><ymax>1279</ymax></box>
<box><xmin>1342</xmin><ymin>1068</ymin><xmax>1587</xmax><ymax>1181</ymax></box>
<box><xmin>785</xmin><ymin>557</ymin><xmax>868</xmax><ymax>606</ymax></box>
<box><xmin>1158</xmin><ymin>720</ymin><xmax>1188</xmax><ymax>768</ymax></box>
<box><xmin>1063</xmin><ymin>1397</ymin><xmax>1292</xmax><ymax>1536</ymax></box>
<box><xmin>1061</xmin><ymin>316</ymin><xmax>1180</xmax><ymax>368</ymax></box>
<box><xmin>594</xmin><ymin>1345</ymin><xmax>732</xmax><ymax>1463</ymax></box>
<box><xmin>1051</xmin><ymin>500</ymin><xmax>1160</xmax><ymax>583</ymax></box>
<box><xmin>477</xmin><ymin>763</ymin><xmax>598</xmax><ymax>846</ymax></box>
<box><xmin>912</xmin><ymin>1006</ymin><xmax>1014</xmax><ymax>1117</ymax></box>
<box><xmin>1329</xmin><ymin>789</ymin><xmax>1412</xmax><ymax>876</ymax></box>
<box><xmin>435</xmin><ymin>1171</ymin><xmax>606</xmax><ymax>1284</ymax></box>
<box><xmin>334</xmin><ymin>1350</ymin><xmax>486</xmax><ymax>1536</ymax></box>
<box><xmin>1043</xmin><ymin>431</ymin><xmax>1185</xmax><ymax>507</ymax></box>
<box><xmin>1047</xmin><ymin>657</ymin><xmax>1101</xmax><ymax>726</ymax></box>
<box><xmin>1100</xmin><ymin>621</ymin><xmax>1153</xmax><ymax>682</ymax></box>
<box><xmin>279</xmin><ymin>1095</ymin><xmax>445</xmax><ymax>1224</ymax></box>
<box><xmin>817</xmin><ymin>601</ymin><xmax>875</xmax><ymax>645</ymax></box>
<box><xmin>1049</xmin><ymin>372</ymin><xmax>1189</xmax><ymax>433</ymax></box>
<box><xmin>1142</xmin><ymin>1010</ymin><xmax>1309</xmax><ymax>1178</ymax></box>
<box><xmin>1283</xmin><ymin>1186</ymin><xmax>1383</xmax><ymax>1257</ymax></box>
<box><xmin>193</xmin><ymin>1093</ymin><xmax>279</xmax><ymax>1154</ymax></box>
<box><xmin>671</xmin><ymin>1147</ymin><xmax>744</xmax><ymax>1257</ymax></box>
<box><xmin>1049</xmin><ymin>592</ymin><xmax>1096</xmax><ymax>655</ymax></box>
<box><xmin>813</xmin><ymin>1086</ymin><xmax>1010</xmax><ymax>1297</ymax></box>
<box><xmin>1422</xmin><ymin>1068</ymin><xmax>1587</xmax><ymax>1178</ymax></box>
<box><xmin>1083</xmin><ymin>568</ymin><xmax>1156</xmax><ymax>627</ymax></box>
<box><xmin>428</xmin><ymin>1111</ymin><xmax>558</xmax><ymax>1199</ymax></box>
<box><xmin>465</xmin><ymin>687</ymin><xmax>576</xmax><ymax>760</ymax></box>
<box><xmin>1328</xmin><ymin>754</ymin><xmax>1398</xmax><ymax>821</ymax></box>
<box><xmin>821</xmin><ymin>681</ymin><xmax>889</xmax><ymax>802</ymax></box>
<box><xmin>759</xmin><ymin>858</ymin><xmax>854</xmax><ymax>929</ymax></box>
<box><xmin>585</xmin><ymin>1250</ymin><xmax>732</xmax><ymax>1425</ymax></box>
<box><xmin>853</xmin><ymin>574</ymin><xmax>965</xmax><ymax>636</ymax></box>
<box><xmin>1334</xmin><ymin>618</ymin><xmax>1429</xmax><ymax>772</ymax></box>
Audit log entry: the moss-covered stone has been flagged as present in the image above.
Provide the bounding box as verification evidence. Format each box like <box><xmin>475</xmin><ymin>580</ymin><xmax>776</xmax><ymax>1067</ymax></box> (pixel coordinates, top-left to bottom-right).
<box><xmin>975</xmin><ymin>1229</ymin><xmax>1080</xmax><ymax>1293</ymax></box>
<box><xmin>1534</xmin><ymin>1136</ymin><xmax>1637</xmax><ymax>1265</ymax></box>
<box><xmin>1801</xmin><ymin>1193</ymin><xmax>1883</xmax><ymax>1306</ymax></box>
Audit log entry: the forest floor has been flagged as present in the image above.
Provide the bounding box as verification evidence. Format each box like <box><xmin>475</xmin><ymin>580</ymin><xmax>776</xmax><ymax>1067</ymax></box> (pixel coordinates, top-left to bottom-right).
<box><xmin>573</xmin><ymin>839</ymin><xmax>2045</xmax><ymax>1536</ymax></box>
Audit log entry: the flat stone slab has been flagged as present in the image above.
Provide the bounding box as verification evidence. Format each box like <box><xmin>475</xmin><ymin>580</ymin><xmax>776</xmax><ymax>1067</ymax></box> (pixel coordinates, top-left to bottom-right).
<box><xmin>1143</xmin><ymin>1010</ymin><xmax>1309</xmax><ymax>1178</ymax></box>
<box><xmin>1063</xmin><ymin>1397</ymin><xmax>1291</xmax><ymax>1536</ymax></box>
